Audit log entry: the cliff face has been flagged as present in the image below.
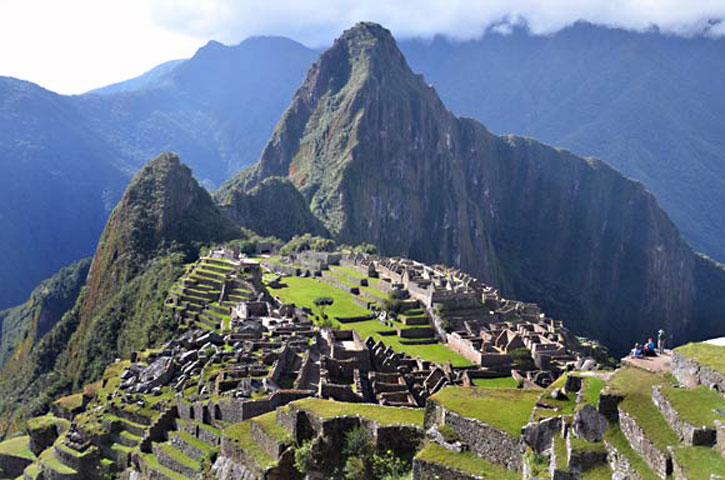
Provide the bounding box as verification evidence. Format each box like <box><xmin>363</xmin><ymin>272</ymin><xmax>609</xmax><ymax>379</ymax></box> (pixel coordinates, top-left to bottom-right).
<box><xmin>225</xmin><ymin>22</ymin><xmax>724</xmax><ymax>351</ymax></box>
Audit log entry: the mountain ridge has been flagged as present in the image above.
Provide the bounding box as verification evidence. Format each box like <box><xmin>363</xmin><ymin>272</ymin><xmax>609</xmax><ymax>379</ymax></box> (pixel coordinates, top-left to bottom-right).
<box><xmin>223</xmin><ymin>22</ymin><xmax>725</xmax><ymax>352</ymax></box>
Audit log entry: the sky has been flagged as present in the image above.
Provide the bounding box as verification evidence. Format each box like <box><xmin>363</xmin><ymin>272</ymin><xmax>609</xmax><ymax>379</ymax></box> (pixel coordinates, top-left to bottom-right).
<box><xmin>0</xmin><ymin>0</ymin><xmax>723</xmax><ymax>95</ymax></box>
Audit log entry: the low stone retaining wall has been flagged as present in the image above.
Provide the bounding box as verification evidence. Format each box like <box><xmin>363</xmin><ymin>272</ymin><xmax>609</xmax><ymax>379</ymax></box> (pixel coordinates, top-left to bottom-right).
<box><xmin>427</xmin><ymin>402</ymin><xmax>523</xmax><ymax>471</ymax></box>
<box><xmin>0</xmin><ymin>452</ymin><xmax>33</xmax><ymax>478</ymax></box>
<box><xmin>651</xmin><ymin>385</ymin><xmax>715</xmax><ymax>446</ymax></box>
<box><xmin>413</xmin><ymin>456</ymin><xmax>484</xmax><ymax>480</ymax></box>
<box><xmin>398</xmin><ymin>327</ymin><xmax>435</xmax><ymax>339</ymax></box>
<box><xmin>153</xmin><ymin>442</ymin><xmax>198</xmax><ymax>478</ymax></box>
<box><xmin>250</xmin><ymin>419</ymin><xmax>286</xmax><ymax>460</ymax></box>
<box><xmin>716</xmin><ymin>420</ymin><xmax>725</xmax><ymax>459</ymax></box>
<box><xmin>618</xmin><ymin>406</ymin><xmax>671</xmax><ymax>478</ymax></box>
<box><xmin>604</xmin><ymin>438</ymin><xmax>644</xmax><ymax>480</ymax></box>
<box><xmin>672</xmin><ymin>353</ymin><xmax>725</xmax><ymax>394</ymax></box>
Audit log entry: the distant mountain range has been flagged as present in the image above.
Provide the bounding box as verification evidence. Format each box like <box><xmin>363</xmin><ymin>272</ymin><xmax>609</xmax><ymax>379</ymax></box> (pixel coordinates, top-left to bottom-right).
<box><xmin>1</xmin><ymin>22</ymin><xmax>725</xmax><ymax>311</ymax></box>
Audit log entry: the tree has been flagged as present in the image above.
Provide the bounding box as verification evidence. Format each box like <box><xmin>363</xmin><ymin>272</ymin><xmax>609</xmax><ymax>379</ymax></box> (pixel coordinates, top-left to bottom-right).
<box><xmin>314</xmin><ymin>296</ymin><xmax>334</xmax><ymax>319</ymax></box>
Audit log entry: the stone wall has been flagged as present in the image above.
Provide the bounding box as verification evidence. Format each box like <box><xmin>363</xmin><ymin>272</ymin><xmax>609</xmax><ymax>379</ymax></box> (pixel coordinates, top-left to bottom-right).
<box><xmin>604</xmin><ymin>438</ymin><xmax>644</xmax><ymax>480</ymax></box>
<box><xmin>651</xmin><ymin>385</ymin><xmax>715</xmax><ymax>446</ymax></box>
<box><xmin>672</xmin><ymin>353</ymin><xmax>725</xmax><ymax>393</ymax></box>
<box><xmin>618</xmin><ymin>407</ymin><xmax>671</xmax><ymax>478</ymax></box>
<box><xmin>716</xmin><ymin>420</ymin><xmax>725</xmax><ymax>459</ymax></box>
<box><xmin>427</xmin><ymin>402</ymin><xmax>523</xmax><ymax>471</ymax></box>
<box><xmin>412</xmin><ymin>456</ymin><xmax>484</xmax><ymax>480</ymax></box>
<box><xmin>598</xmin><ymin>391</ymin><xmax>624</xmax><ymax>423</ymax></box>
<box><xmin>153</xmin><ymin>442</ymin><xmax>199</xmax><ymax>478</ymax></box>
<box><xmin>250</xmin><ymin>420</ymin><xmax>286</xmax><ymax>459</ymax></box>
<box><xmin>0</xmin><ymin>452</ymin><xmax>33</xmax><ymax>478</ymax></box>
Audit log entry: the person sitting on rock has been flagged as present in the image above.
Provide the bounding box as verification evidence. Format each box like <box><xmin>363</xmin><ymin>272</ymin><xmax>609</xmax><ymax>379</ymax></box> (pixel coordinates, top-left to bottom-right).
<box><xmin>631</xmin><ymin>342</ymin><xmax>644</xmax><ymax>359</ymax></box>
<box><xmin>643</xmin><ymin>337</ymin><xmax>657</xmax><ymax>356</ymax></box>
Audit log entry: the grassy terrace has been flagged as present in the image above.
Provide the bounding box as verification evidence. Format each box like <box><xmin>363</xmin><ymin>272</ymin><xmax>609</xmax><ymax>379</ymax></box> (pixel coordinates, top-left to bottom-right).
<box><xmin>252</xmin><ymin>411</ymin><xmax>292</xmax><ymax>443</ymax></box>
<box><xmin>472</xmin><ymin>376</ymin><xmax>520</xmax><ymax>388</ymax></box>
<box><xmin>603</xmin><ymin>427</ymin><xmax>658</xmax><ymax>480</ymax></box>
<box><xmin>0</xmin><ymin>435</ymin><xmax>35</xmax><ymax>460</ymax></box>
<box><xmin>581</xmin><ymin>375</ymin><xmax>606</xmax><ymax>408</ymax></box>
<box><xmin>534</xmin><ymin>373</ymin><xmax>577</xmax><ymax>419</ymax></box>
<box><xmin>140</xmin><ymin>452</ymin><xmax>187</xmax><ymax>480</ymax></box>
<box><xmin>291</xmin><ymin>398</ymin><xmax>424</xmax><ymax>427</ymax></box>
<box><xmin>267</xmin><ymin>275</ymin><xmax>472</xmax><ymax>366</ymax></box>
<box><xmin>416</xmin><ymin>443</ymin><xmax>519</xmax><ymax>479</ymax></box>
<box><xmin>431</xmin><ymin>387</ymin><xmax>539</xmax><ymax>437</ymax></box>
<box><xmin>39</xmin><ymin>447</ymin><xmax>76</xmax><ymax>474</ymax></box>
<box><xmin>609</xmin><ymin>367</ymin><xmax>678</xmax><ymax>451</ymax></box>
<box><xmin>26</xmin><ymin>414</ymin><xmax>70</xmax><ymax>433</ymax></box>
<box><xmin>674</xmin><ymin>446</ymin><xmax>725</xmax><ymax>479</ymax></box>
<box><xmin>660</xmin><ymin>385</ymin><xmax>725</xmax><ymax>427</ymax></box>
<box><xmin>223</xmin><ymin>421</ymin><xmax>275</xmax><ymax>469</ymax></box>
<box><xmin>675</xmin><ymin>342</ymin><xmax>725</xmax><ymax>375</ymax></box>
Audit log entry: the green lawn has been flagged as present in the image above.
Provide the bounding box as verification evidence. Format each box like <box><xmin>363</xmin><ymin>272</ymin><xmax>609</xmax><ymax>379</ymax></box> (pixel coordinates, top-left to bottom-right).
<box><xmin>416</xmin><ymin>443</ymin><xmax>519</xmax><ymax>479</ymax></box>
<box><xmin>674</xmin><ymin>446</ymin><xmax>725</xmax><ymax>479</ymax></box>
<box><xmin>608</xmin><ymin>367</ymin><xmax>678</xmax><ymax>451</ymax></box>
<box><xmin>431</xmin><ymin>387</ymin><xmax>539</xmax><ymax>437</ymax></box>
<box><xmin>267</xmin><ymin>275</ymin><xmax>472</xmax><ymax>366</ymax></box>
<box><xmin>39</xmin><ymin>447</ymin><xmax>76</xmax><ymax>474</ymax></box>
<box><xmin>0</xmin><ymin>436</ymin><xmax>35</xmax><ymax>460</ymax></box>
<box><xmin>675</xmin><ymin>342</ymin><xmax>725</xmax><ymax>375</ymax></box>
<box><xmin>580</xmin><ymin>463</ymin><xmax>613</xmax><ymax>480</ymax></box>
<box><xmin>660</xmin><ymin>385</ymin><xmax>725</xmax><ymax>427</ymax></box>
<box><xmin>472</xmin><ymin>377</ymin><xmax>521</xmax><ymax>388</ymax></box>
<box><xmin>603</xmin><ymin>427</ymin><xmax>658</xmax><ymax>480</ymax></box>
<box><xmin>26</xmin><ymin>414</ymin><xmax>70</xmax><ymax>433</ymax></box>
<box><xmin>291</xmin><ymin>398</ymin><xmax>424</xmax><ymax>427</ymax></box>
<box><xmin>582</xmin><ymin>375</ymin><xmax>606</xmax><ymax>407</ymax></box>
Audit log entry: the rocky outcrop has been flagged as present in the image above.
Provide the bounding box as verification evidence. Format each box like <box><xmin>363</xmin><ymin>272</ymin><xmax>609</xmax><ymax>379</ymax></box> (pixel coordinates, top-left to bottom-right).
<box><xmin>222</xmin><ymin>21</ymin><xmax>725</xmax><ymax>353</ymax></box>
<box><xmin>572</xmin><ymin>405</ymin><xmax>608</xmax><ymax>443</ymax></box>
<box><xmin>672</xmin><ymin>353</ymin><xmax>725</xmax><ymax>393</ymax></box>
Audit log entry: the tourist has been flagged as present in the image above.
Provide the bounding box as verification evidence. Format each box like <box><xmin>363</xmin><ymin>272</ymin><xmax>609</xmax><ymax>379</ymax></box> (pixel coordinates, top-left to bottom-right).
<box><xmin>657</xmin><ymin>329</ymin><xmax>666</xmax><ymax>354</ymax></box>
<box><xmin>631</xmin><ymin>343</ymin><xmax>643</xmax><ymax>359</ymax></box>
<box><xmin>643</xmin><ymin>337</ymin><xmax>657</xmax><ymax>357</ymax></box>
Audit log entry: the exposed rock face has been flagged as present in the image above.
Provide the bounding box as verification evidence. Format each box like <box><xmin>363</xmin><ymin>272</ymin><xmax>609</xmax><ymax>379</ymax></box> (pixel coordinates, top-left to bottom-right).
<box><xmin>217</xmin><ymin>176</ymin><xmax>328</xmax><ymax>240</ymax></box>
<box><xmin>222</xmin><ymin>21</ymin><xmax>725</xmax><ymax>352</ymax></box>
<box><xmin>572</xmin><ymin>404</ymin><xmax>609</xmax><ymax>443</ymax></box>
<box><xmin>522</xmin><ymin>416</ymin><xmax>562</xmax><ymax>454</ymax></box>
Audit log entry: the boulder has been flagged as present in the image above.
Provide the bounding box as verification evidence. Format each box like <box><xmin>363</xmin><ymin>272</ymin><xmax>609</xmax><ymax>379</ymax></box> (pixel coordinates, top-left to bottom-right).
<box><xmin>581</xmin><ymin>359</ymin><xmax>597</xmax><ymax>371</ymax></box>
<box><xmin>572</xmin><ymin>404</ymin><xmax>609</xmax><ymax>442</ymax></box>
<box><xmin>522</xmin><ymin>416</ymin><xmax>562</xmax><ymax>454</ymax></box>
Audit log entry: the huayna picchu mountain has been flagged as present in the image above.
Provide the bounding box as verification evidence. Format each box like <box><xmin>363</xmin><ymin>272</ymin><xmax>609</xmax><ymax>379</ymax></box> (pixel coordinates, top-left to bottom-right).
<box><xmin>221</xmin><ymin>22</ymin><xmax>725</xmax><ymax>353</ymax></box>
<box><xmin>0</xmin><ymin>154</ymin><xmax>250</xmax><ymax>436</ymax></box>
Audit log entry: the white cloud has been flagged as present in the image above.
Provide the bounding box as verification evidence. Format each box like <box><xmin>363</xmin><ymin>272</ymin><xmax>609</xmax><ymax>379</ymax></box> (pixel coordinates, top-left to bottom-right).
<box><xmin>147</xmin><ymin>0</ymin><xmax>725</xmax><ymax>45</ymax></box>
<box><xmin>0</xmin><ymin>0</ymin><xmax>723</xmax><ymax>94</ymax></box>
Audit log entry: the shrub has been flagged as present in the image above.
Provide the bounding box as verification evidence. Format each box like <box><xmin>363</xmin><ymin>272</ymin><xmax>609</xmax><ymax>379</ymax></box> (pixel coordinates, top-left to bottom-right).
<box><xmin>294</xmin><ymin>440</ymin><xmax>315</xmax><ymax>474</ymax></box>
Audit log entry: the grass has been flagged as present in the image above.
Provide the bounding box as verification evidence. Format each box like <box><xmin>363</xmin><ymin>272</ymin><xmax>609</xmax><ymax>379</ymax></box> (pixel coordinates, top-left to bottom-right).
<box><xmin>53</xmin><ymin>392</ymin><xmax>83</xmax><ymax>411</ymax></box>
<box><xmin>267</xmin><ymin>274</ymin><xmax>471</xmax><ymax>366</ymax></box>
<box><xmin>26</xmin><ymin>414</ymin><xmax>70</xmax><ymax>433</ymax></box>
<box><xmin>252</xmin><ymin>412</ymin><xmax>292</xmax><ymax>444</ymax></box>
<box><xmin>535</xmin><ymin>373</ymin><xmax>578</xmax><ymax>418</ymax></box>
<box><xmin>554</xmin><ymin>434</ymin><xmax>567</xmax><ymax>470</ymax></box>
<box><xmin>602</xmin><ymin>427</ymin><xmax>658</xmax><ymax>480</ymax></box>
<box><xmin>472</xmin><ymin>377</ymin><xmax>521</xmax><ymax>388</ymax></box>
<box><xmin>580</xmin><ymin>463</ymin><xmax>613</xmax><ymax>479</ymax></box>
<box><xmin>140</xmin><ymin>452</ymin><xmax>187</xmax><ymax>480</ymax></box>
<box><xmin>156</xmin><ymin>442</ymin><xmax>200</xmax><ymax>471</ymax></box>
<box><xmin>660</xmin><ymin>385</ymin><xmax>725</xmax><ymax>427</ymax></box>
<box><xmin>608</xmin><ymin>367</ymin><xmax>678</xmax><ymax>451</ymax></box>
<box><xmin>675</xmin><ymin>342</ymin><xmax>725</xmax><ymax>375</ymax></box>
<box><xmin>171</xmin><ymin>431</ymin><xmax>214</xmax><ymax>455</ymax></box>
<box><xmin>291</xmin><ymin>398</ymin><xmax>424</xmax><ymax>426</ymax></box>
<box><xmin>431</xmin><ymin>387</ymin><xmax>539</xmax><ymax>437</ymax></box>
<box><xmin>674</xmin><ymin>446</ymin><xmax>725</xmax><ymax>479</ymax></box>
<box><xmin>415</xmin><ymin>443</ymin><xmax>519</xmax><ymax>479</ymax></box>
<box><xmin>223</xmin><ymin>421</ymin><xmax>275</xmax><ymax>469</ymax></box>
<box><xmin>39</xmin><ymin>447</ymin><xmax>76</xmax><ymax>474</ymax></box>
<box><xmin>581</xmin><ymin>375</ymin><xmax>606</xmax><ymax>407</ymax></box>
<box><xmin>0</xmin><ymin>436</ymin><xmax>35</xmax><ymax>460</ymax></box>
